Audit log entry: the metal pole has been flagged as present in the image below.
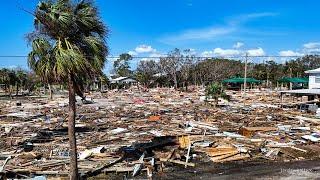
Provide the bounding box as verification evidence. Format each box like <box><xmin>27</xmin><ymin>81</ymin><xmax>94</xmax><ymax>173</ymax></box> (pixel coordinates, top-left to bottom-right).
<box><xmin>243</xmin><ymin>53</ymin><xmax>248</xmax><ymax>95</ymax></box>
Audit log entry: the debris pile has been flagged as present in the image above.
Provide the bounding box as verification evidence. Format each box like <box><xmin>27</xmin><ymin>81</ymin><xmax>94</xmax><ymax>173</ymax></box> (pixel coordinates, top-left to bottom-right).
<box><xmin>1</xmin><ymin>88</ymin><xmax>320</xmax><ymax>179</ymax></box>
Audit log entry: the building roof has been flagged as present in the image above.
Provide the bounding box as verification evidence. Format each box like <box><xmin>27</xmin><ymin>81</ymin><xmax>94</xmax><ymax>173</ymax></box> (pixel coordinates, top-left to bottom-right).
<box><xmin>222</xmin><ymin>77</ymin><xmax>261</xmax><ymax>84</ymax></box>
<box><xmin>152</xmin><ymin>73</ymin><xmax>167</xmax><ymax>77</ymax></box>
<box><xmin>112</xmin><ymin>77</ymin><xmax>129</xmax><ymax>81</ymax></box>
<box><xmin>278</xmin><ymin>77</ymin><xmax>308</xmax><ymax>84</ymax></box>
<box><xmin>305</xmin><ymin>68</ymin><xmax>320</xmax><ymax>74</ymax></box>
<box><xmin>110</xmin><ymin>76</ymin><xmax>136</xmax><ymax>84</ymax></box>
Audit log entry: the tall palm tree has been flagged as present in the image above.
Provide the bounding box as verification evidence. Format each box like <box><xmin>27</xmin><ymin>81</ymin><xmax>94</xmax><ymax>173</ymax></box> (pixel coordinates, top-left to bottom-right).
<box><xmin>28</xmin><ymin>0</ymin><xmax>108</xmax><ymax>179</ymax></box>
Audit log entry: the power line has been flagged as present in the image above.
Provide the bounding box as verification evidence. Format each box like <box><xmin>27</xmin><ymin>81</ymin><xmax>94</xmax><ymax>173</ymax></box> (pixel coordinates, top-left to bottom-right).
<box><xmin>0</xmin><ymin>55</ymin><xmax>308</xmax><ymax>58</ymax></box>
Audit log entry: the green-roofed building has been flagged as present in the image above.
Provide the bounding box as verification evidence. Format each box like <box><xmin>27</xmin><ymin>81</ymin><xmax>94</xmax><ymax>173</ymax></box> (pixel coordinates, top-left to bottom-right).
<box><xmin>278</xmin><ymin>77</ymin><xmax>308</xmax><ymax>84</ymax></box>
<box><xmin>222</xmin><ymin>77</ymin><xmax>261</xmax><ymax>84</ymax></box>
<box><xmin>222</xmin><ymin>77</ymin><xmax>261</xmax><ymax>90</ymax></box>
<box><xmin>278</xmin><ymin>77</ymin><xmax>308</xmax><ymax>90</ymax></box>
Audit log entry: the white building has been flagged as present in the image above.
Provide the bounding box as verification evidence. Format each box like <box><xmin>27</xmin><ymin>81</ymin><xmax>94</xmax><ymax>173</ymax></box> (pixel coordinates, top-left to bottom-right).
<box><xmin>110</xmin><ymin>77</ymin><xmax>137</xmax><ymax>84</ymax></box>
<box><xmin>305</xmin><ymin>68</ymin><xmax>320</xmax><ymax>89</ymax></box>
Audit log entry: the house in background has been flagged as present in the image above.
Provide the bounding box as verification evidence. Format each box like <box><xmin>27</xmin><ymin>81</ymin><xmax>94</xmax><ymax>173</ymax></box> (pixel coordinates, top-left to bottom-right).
<box><xmin>280</xmin><ymin>67</ymin><xmax>320</xmax><ymax>104</ymax></box>
<box><xmin>109</xmin><ymin>76</ymin><xmax>137</xmax><ymax>89</ymax></box>
<box><xmin>305</xmin><ymin>68</ymin><xmax>320</xmax><ymax>89</ymax></box>
<box><xmin>110</xmin><ymin>77</ymin><xmax>137</xmax><ymax>84</ymax></box>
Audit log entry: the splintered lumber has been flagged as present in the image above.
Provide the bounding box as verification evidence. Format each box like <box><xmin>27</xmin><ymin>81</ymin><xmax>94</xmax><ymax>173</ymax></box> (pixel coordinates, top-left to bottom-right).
<box><xmin>104</xmin><ymin>167</ymin><xmax>134</xmax><ymax>172</ymax></box>
<box><xmin>290</xmin><ymin>146</ymin><xmax>307</xmax><ymax>153</ymax></box>
<box><xmin>213</xmin><ymin>153</ymin><xmax>250</xmax><ymax>163</ymax></box>
<box><xmin>179</xmin><ymin>136</ymin><xmax>190</xmax><ymax>149</ymax></box>
<box><xmin>210</xmin><ymin>151</ymin><xmax>239</xmax><ymax>162</ymax></box>
<box><xmin>132</xmin><ymin>153</ymin><xmax>145</xmax><ymax>177</ymax></box>
<box><xmin>295</xmin><ymin>116</ymin><xmax>320</xmax><ymax>125</ymax></box>
<box><xmin>34</xmin><ymin>171</ymin><xmax>69</xmax><ymax>175</ymax></box>
<box><xmin>239</xmin><ymin>127</ymin><xmax>277</xmax><ymax>137</ymax></box>
<box><xmin>185</xmin><ymin>143</ymin><xmax>191</xmax><ymax>168</ymax></box>
<box><xmin>159</xmin><ymin>158</ymin><xmax>195</xmax><ymax>167</ymax></box>
<box><xmin>0</xmin><ymin>156</ymin><xmax>11</xmax><ymax>172</ymax></box>
<box><xmin>205</xmin><ymin>147</ymin><xmax>238</xmax><ymax>157</ymax></box>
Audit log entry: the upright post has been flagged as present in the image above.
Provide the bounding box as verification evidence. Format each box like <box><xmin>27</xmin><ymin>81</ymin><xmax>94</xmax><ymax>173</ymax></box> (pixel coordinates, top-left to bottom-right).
<box><xmin>243</xmin><ymin>53</ymin><xmax>248</xmax><ymax>96</ymax></box>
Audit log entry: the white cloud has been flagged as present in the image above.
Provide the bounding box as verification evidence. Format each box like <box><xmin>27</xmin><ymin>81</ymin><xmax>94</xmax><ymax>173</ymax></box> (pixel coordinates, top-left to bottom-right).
<box><xmin>140</xmin><ymin>58</ymin><xmax>149</xmax><ymax>62</ymax></box>
<box><xmin>213</xmin><ymin>48</ymin><xmax>241</xmax><ymax>56</ymax></box>
<box><xmin>189</xmin><ymin>48</ymin><xmax>196</xmax><ymax>54</ymax></box>
<box><xmin>201</xmin><ymin>47</ymin><xmax>241</xmax><ymax>57</ymax></box>
<box><xmin>229</xmin><ymin>12</ymin><xmax>277</xmax><ymax>26</ymax></box>
<box><xmin>0</xmin><ymin>65</ymin><xmax>18</xmax><ymax>69</ymax></box>
<box><xmin>149</xmin><ymin>52</ymin><xmax>166</xmax><ymax>58</ymax></box>
<box><xmin>128</xmin><ymin>51</ymin><xmax>138</xmax><ymax>56</ymax></box>
<box><xmin>279</xmin><ymin>50</ymin><xmax>303</xmax><ymax>56</ymax></box>
<box><xmin>302</xmin><ymin>42</ymin><xmax>320</xmax><ymax>54</ymax></box>
<box><xmin>135</xmin><ymin>44</ymin><xmax>156</xmax><ymax>53</ymax></box>
<box><xmin>182</xmin><ymin>48</ymin><xmax>197</xmax><ymax>56</ymax></box>
<box><xmin>303</xmin><ymin>42</ymin><xmax>320</xmax><ymax>49</ymax></box>
<box><xmin>136</xmin><ymin>52</ymin><xmax>166</xmax><ymax>63</ymax></box>
<box><xmin>162</xmin><ymin>27</ymin><xmax>235</xmax><ymax>43</ymax></box>
<box><xmin>233</xmin><ymin>42</ymin><xmax>244</xmax><ymax>49</ymax></box>
<box><xmin>160</xmin><ymin>12</ymin><xmax>277</xmax><ymax>45</ymax></box>
<box><xmin>277</xmin><ymin>42</ymin><xmax>320</xmax><ymax>58</ymax></box>
<box><xmin>247</xmin><ymin>47</ymin><xmax>265</xmax><ymax>56</ymax></box>
<box><xmin>201</xmin><ymin>51</ymin><xmax>214</xmax><ymax>57</ymax></box>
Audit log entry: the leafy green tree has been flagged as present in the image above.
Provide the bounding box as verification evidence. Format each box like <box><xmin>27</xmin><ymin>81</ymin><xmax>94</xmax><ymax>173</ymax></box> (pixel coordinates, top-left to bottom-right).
<box><xmin>0</xmin><ymin>68</ymin><xmax>11</xmax><ymax>95</ymax></box>
<box><xmin>0</xmin><ymin>69</ymin><xmax>18</xmax><ymax>96</ymax></box>
<box><xmin>28</xmin><ymin>1</ymin><xmax>108</xmax><ymax>178</ymax></box>
<box><xmin>15</xmin><ymin>69</ymin><xmax>28</xmax><ymax>96</ymax></box>
<box><xmin>113</xmin><ymin>53</ymin><xmax>132</xmax><ymax>77</ymax></box>
<box><xmin>205</xmin><ymin>83</ymin><xmax>229</xmax><ymax>107</ymax></box>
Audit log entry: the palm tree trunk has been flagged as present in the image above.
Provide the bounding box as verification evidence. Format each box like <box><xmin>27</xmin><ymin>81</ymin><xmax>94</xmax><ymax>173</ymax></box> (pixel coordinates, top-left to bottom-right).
<box><xmin>9</xmin><ymin>85</ymin><xmax>12</xmax><ymax>99</ymax></box>
<box><xmin>68</xmin><ymin>74</ymin><xmax>79</xmax><ymax>180</ymax></box>
<box><xmin>48</xmin><ymin>84</ymin><xmax>53</xmax><ymax>100</ymax></box>
<box><xmin>16</xmin><ymin>83</ymin><xmax>19</xmax><ymax>96</ymax></box>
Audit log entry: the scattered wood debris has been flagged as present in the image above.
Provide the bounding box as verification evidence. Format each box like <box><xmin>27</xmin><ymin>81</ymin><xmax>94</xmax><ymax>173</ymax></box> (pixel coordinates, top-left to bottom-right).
<box><xmin>1</xmin><ymin>87</ymin><xmax>320</xmax><ymax>179</ymax></box>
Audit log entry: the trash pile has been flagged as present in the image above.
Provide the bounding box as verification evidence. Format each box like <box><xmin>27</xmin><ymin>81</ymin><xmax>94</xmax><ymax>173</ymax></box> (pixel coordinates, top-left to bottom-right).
<box><xmin>1</xmin><ymin>87</ymin><xmax>320</xmax><ymax>179</ymax></box>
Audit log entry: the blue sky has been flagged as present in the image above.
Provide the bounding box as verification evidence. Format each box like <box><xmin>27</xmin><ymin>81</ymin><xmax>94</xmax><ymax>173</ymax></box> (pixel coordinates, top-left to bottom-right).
<box><xmin>1</xmin><ymin>0</ymin><xmax>320</xmax><ymax>73</ymax></box>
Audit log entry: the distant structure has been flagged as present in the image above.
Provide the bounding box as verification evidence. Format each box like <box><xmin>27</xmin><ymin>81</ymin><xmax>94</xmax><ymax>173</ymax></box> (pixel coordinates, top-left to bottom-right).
<box><xmin>305</xmin><ymin>68</ymin><xmax>320</xmax><ymax>89</ymax></box>
<box><xmin>110</xmin><ymin>76</ymin><xmax>137</xmax><ymax>84</ymax></box>
<box><xmin>280</xmin><ymin>68</ymin><xmax>320</xmax><ymax>103</ymax></box>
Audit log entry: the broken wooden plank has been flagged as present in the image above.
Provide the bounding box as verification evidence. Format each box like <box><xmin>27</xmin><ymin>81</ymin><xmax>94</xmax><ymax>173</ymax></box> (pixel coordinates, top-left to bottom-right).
<box><xmin>239</xmin><ymin>127</ymin><xmax>277</xmax><ymax>137</ymax></box>
<box><xmin>0</xmin><ymin>156</ymin><xmax>11</xmax><ymax>172</ymax></box>
<box><xmin>210</xmin><ymin>151</ymin><xmax>239</xmax><ymax>162</ymax></box>
<box><xmin>160</xmin><ymin>158</ymin><xmax>195</xmax><ymax>167</ymax></box>
<box><xmin>214</xmin><ymin>153</ymin><xmax>250</xmax><ymax>163</ymax></box>
<box><xmin>205</xmin><ymin>147</ymin><xmax>238</xmax><ymax>157</ymax></box>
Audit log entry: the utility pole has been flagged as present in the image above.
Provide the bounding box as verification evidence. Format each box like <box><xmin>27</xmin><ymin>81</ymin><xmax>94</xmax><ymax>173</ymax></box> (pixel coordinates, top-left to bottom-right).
<box><xmin>243</xmin><ymin>53</ymin><xmax>248</xmax><ymax>95</ymax></box>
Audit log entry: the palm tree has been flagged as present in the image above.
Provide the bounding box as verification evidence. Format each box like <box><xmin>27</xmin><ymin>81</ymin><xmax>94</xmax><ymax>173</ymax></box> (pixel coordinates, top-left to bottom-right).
<box><xmin>28</xmin><ymin>1</ymin><xmax>108</xmax><ymax>179</ymax></box>
<box><xmin>205</xmin><ymin>83</ymin><xmax>229</xmax><ymax>107</ymax></box>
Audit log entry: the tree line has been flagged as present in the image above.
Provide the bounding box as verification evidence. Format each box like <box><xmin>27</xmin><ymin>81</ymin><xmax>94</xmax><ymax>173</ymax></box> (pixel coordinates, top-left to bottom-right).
<box><xmin>112</xmin><ymin>49</ymin><xmax>320</xmax><ymax>89</ymax></box>
<box><xmin>1</xmin><ymin>53</ymin><xmax>319</xmax><ymax>95</ymax></box>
